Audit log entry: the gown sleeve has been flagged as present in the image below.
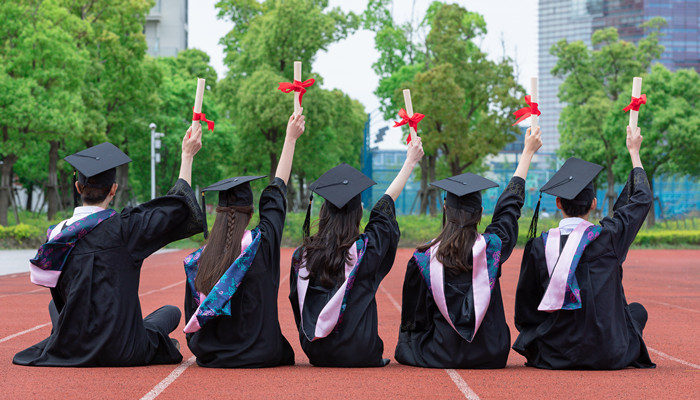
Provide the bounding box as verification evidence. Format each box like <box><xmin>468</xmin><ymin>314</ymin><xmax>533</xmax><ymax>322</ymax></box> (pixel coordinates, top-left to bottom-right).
<box><xmin>256</xmin><ymin>178</ymin><xmax>287</xmax><ymax>251</ymax></box>
<box><xmin>599</xmin><ymin>167</ymin><xmax>652</xmax><ymax>261</ymax></box>
<box><xmin>362</xmin><ymin>194</ymin><xmax>401</xmax><ymax>281</ymax></box>
<box><xmin>513</xmin><ymin>238</ymin><xmax>548</xmax><ymax>334</ymax></box>
<box><xmin>399</xmin><ymin>257</ymin><xmax>428</xmax><ymax>332</ymax></box>
<box><xmin>122</xmin><ymin>178</ymin><xmax>204</xmax><ymax>261</ymax></box>
<box><xmin>484</xmin><ymin>176</ymin><xmax>526</xmax><ymax>264</ymax></box>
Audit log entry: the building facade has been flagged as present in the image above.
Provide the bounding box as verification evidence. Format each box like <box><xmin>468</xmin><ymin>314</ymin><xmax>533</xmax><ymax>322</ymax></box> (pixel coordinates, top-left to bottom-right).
<box><xmin>145</xmin><ymin>0</ymin><xmax>188</xmax><ymax>57</ymax></box>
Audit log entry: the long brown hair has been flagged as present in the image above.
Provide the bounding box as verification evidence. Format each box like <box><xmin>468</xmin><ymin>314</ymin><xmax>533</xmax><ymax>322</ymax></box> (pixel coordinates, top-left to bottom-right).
<box><xmin>417</xmin><ymin>205</ymin><xmax>482</xmax><ymax>276</ymax></box>
<box><xmin>302</xmin><ymin>198</ymin><xmax>363</xmax><ymax>289</ymax></box>
<box><xmin>195</xmin><ymin>203</ymin><xmax>254</xmax><ymax>294</ymax></box>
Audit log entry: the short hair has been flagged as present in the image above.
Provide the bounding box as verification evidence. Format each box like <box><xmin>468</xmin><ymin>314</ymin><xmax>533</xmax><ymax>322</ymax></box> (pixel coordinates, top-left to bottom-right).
<box><xmin>77</xmin><ymin>183</ymin><xmax>111</xmax><ymax>205</ymax></box>
<box><xmin>559</xmin><ymin>197</ymin><xmax>593</xmax><ymax>218</ymax></box>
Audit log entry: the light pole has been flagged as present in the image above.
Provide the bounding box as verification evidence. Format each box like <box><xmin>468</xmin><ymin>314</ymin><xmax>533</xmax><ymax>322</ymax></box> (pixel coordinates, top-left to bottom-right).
<box><xmin>150</xmin><ymin>123</ymin><xmax>165</xmax><ymax>200</ymax></box>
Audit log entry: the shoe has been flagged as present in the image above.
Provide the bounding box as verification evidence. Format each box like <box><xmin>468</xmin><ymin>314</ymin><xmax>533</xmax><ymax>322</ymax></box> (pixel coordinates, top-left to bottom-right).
<box><xmin>380</xmin><ymin>358</ymin><xmax>390</xmax><ymax>367</ymax></box>
<box><xmin>171</xmin><ymin>338</ymin><xmax>181</xmax><ymax>351</ymax></box>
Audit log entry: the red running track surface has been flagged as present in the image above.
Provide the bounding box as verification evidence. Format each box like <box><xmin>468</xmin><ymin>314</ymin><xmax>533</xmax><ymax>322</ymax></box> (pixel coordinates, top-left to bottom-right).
<box><xmin>1</xmin><ymin>248</ymin><xmax>698</xmax><ymax>399</ymax></box>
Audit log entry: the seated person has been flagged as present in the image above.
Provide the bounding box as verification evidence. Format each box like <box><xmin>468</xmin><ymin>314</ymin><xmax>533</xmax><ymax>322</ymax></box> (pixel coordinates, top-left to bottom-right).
<box><xmin>14</xmin><ymin>124</ymin><xmax>204</xmax><ymax>367</ymax></box>
<box><xmin>512</xmin><ymin>126</ymin><xmax>655</xmax><ymax>370</ymax></box>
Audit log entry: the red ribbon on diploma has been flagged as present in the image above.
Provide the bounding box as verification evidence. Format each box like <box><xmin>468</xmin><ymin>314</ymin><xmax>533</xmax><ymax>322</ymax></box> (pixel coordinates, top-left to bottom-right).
<box><xmin>278</xmin><ymin>79</ymin><xmax>316</xmax><ymax>106</ymax></box>
<box><xmin>192</xmin><ymin>110</ymin><xmax>215</xmax><ymax>131</ymax></box>
<box><xmin>512</xmin><ymin>95</ymin><xmax>541</xmax><ymax>126</ymax></box>
<box><xmin>623</xmin><ymin>94</ymin><xmax>647</xmax><ymax>112</ymax></box>
<box><xmin>393</xmin><ymin>108</ymin><xmax>425</xmax><ymax>144</ymax></box>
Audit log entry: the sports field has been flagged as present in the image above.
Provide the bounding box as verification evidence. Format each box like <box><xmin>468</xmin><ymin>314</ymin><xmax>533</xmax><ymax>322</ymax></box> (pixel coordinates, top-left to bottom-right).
<box><xmin>1</xmin><ymin>248</ymin><xmax>698</xmax><ymax>399</ymax></box>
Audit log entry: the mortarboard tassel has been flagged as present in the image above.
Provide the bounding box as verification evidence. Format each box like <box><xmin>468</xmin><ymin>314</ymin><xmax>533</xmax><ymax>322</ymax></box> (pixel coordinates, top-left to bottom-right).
<box><xmin>527</xmin><ymin>193</ymin><xmax>542</xmax><ymax>240</ymax></box>
<box><xmin>302</xmin><ymin>193</ymin><xmax>313</xmax><ymax>238</ymax></box>
<box><xmin>201</xmin><ymin>191</ymin><xmax>208</xmax><ymax>239</ymax></box>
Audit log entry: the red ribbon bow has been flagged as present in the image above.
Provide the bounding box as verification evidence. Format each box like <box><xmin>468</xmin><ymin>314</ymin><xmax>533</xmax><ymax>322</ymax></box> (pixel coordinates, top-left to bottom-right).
<box><xmin>192</xmin><ymin>108</ymin><xmax>215</xmax><ymax>131</ymax></box>
<box><xmin>512</xmin><ymin>95</ymin><xmax>541</xmax><ymax>126</ymax></box>
<box><xmin>277</xmin><ymin>79</ymin><xmax>316</xmax><ymax>106</ymax></box>
<box><xmin>623</xmin><ymin>94</ymin><xmax>647</xmax><ymax>112</ymax></box>
<box><xmin>393</xmin><ymin>108</ymin><xmax>425</xmax><ymax>144</ymax></box>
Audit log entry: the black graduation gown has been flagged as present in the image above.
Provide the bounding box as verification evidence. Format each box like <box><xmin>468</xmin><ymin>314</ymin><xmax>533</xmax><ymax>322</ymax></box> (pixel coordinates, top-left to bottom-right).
<box><xmin>513</xmin><ymin>167</ymin><xmax>655</xmax><ymax>370</ymax></box>
<box><xmin>185</xmin><ymin>178</ymin><xmax>295</xmax><ymax>368</ymax></box>
<box><xmin>289</xmin><ymin>194</ymin><xmax>400</xmax><ymax>367</ymax></box>
<box><xmin>395</xmin><ymin>177</ymin><xmax>525</xmax><ymax>369</ymax></box>
<box><xmin>13</xmin><ymin>179</ymin><xmax>203</xmax><ymax>367</ymax></box>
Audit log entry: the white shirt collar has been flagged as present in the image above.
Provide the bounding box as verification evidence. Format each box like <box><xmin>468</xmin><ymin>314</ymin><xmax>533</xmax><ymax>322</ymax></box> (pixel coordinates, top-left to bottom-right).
<box><xmin>48</xmin><ymin>206</ymin><xmax>106</xmax><ymax>241</ymax></box>
<box><xmin>558</xmin><ymin>217</ymin><xmax>586</xmax><ymax>235</ymax></box>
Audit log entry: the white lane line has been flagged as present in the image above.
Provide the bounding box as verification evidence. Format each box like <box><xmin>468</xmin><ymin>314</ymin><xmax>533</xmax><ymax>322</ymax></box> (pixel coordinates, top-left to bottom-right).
<box><xmin>140</xmin><ymin>356</ymin><xmax>196</xmax><ymax>400</ymax></box>
<box><xmin>644</xmin><ymin>299</ymin><xmax>700</xmax><ymax>314</ymax></box>
<box><xmin>647</xmin><ymin>347</ymin><xmax>700</xmax><ymax>369</ymax></box>
<box><xmin>378</xmin><ymin>284</ymin><xmax>481</xmax><ymax>400</ymax></box>
<box><xmin>0</xmin><ymin>280</ymin><xmax>185</xmax><ymax>345</ymax></box>
<box><xmin>281</xmin><ymin>273</ymin><xmax>290</xmax><ymax>285</ymax></box>
<box><xmin>0</xmin><ymin>323</ymin><xmax>51</xmax><ymax>344</ymax></box>
<box><xmin>0</xmin><ymin>288</ymin><xmax>43</xmax><ymax>299</ymax></box>
<box><xmin>140</xmin><ymin>280</ymin><xmax>185</xmax><ymax>297</ymax></box>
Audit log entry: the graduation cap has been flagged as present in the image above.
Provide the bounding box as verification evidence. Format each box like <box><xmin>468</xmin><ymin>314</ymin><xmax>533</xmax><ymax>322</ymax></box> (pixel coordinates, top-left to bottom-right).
<box><xmin>431</xmin><ymin>173</ymin><xmax>499</xmax><ymax>214</ymax></box>
<box><xmin>528</xmin><ymin>157</ymin><xmax>603</xmax><ymax>238</ymax></box>
<box><xmin>200</xmin><ymin>175</ymin><xmax>266</xmax><ymax>239</ymax></box>
<box><xmin>303</xmin><ymin>163</ymin><xmax>376</xmax><ymax>237</ymax></box>
<box><xmin>64</xmin><ymin>142</ymin><xmax>131</xmax><ymax>188</ymax></box>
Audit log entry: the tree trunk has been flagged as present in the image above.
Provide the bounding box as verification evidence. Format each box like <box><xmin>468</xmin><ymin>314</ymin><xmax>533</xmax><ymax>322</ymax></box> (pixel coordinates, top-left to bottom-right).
<box><xmin>114</xmin><ymin>163</ymin><xmax>130</xmax><ymax>209</ymax></box>
<box><xmin>59</xmin><ymin>169</ymin><xmax>72</xmax><ymax>210</ymax></box>
<box><xmin>647</xmin><ymin>174</ymin><xmax>656</xmax><ymax>228</ymax></box>
<box><xmin>268</xmin><ymin>151</ymin><xmax>278</xmax><ymax>186</ymax></box>
<box><xmin>286</xmin><ymin>171</ymin><xmax>297</xmax><ymax>211</ymax></box>
<box><xmin>298</xmin><ymin>174</ymin><xmax>307</xmax><ymax>212</ymax></box>
<box><xmin>0</xmin><ymin>153</ymin><xmax>18</xmax><ymax>226</ymax></box>
<box><xmin>47</xmin><ymin>140</ymin><xmax>60</xmax><ymax>220</ymax></box>
<box><xmin>419</xmin><ymin>157</ymin><xmax>429</xmax><ymax>215</ymax></box>
<box><xmin>605</xmin><ymin>165</ymin><xmax>615</xmax><ymax>217</ymax></box>
<box><xmin>25</xmin><ymin>182</ymin><xmax>34</xmax><ymax>211</ymax></box>
<box><xmin>428</xmin><ymin>154</ymin><xmax>438</xmax><ymax>217</ymax></box>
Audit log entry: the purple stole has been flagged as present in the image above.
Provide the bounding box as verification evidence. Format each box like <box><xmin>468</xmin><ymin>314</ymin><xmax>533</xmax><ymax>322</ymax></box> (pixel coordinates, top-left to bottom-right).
<box><xmin>29</xmin><ymin>209</ymin><xmax>117</xmax><ymax>288</ymax></box>
<box><xmin>413</xmin><ymin>233</ymin><xmax>501</xmax><ymax>342</ymax></box>
<box><xmin>292</xmin><ymin>235</ymin><xmax>368</xmax><ymax>342</ymax></box>
<box><xmin>183</xmin><ymin>229</ymin><xmax>259</xmax><ymax>333</ymax></box>
<box><xmin>538</xmin><ymin>220</ymin><xmax>602</xmax><ymax>312</ymax></box>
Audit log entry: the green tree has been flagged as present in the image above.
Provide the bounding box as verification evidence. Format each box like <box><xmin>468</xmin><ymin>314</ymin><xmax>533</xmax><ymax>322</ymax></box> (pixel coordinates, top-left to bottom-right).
<box><xmin>552</xmin><ymin>18</ymin><xmax>665</xmax><ymax>215</ymax></box>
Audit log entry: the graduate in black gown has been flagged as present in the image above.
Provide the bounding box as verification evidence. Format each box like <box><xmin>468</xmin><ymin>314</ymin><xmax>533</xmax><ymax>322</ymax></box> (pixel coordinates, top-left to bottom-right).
<box><xmin>513</xmin><ymin>126</ymin><xmax>655</xmax><ymax>370</ymax></box>
<box><xmin>183</xmin><ymin>112</ymin><xmax>304</xmax><ymax>368</ymax></box>
<box><xmin>395</xmin><ymin>127</ymin><xmax>542</xmax><ymax>369</ymax></box>
<box><xmin>289</xmin><ymin>138</ymin><xmax>424</xmax><ymax>367</ymax></box>
<box><xmin>14</xmin><ymin>125</ymin><xmax>205</xmax><ymax>367</ymax></box>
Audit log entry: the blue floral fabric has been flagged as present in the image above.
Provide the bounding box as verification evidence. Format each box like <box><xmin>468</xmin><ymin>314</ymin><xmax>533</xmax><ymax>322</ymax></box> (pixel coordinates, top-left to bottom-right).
<box><xmin>184</xmin><ymin>227</ymin><xmax>261</xmax><ymax>328</ymax></box>
<box><xmin>30</xmin><ymin>209</ymin><xmax>117</xmax><ymax>274</ymax></box>
<box><xmin>542</xmin><ymin>225</ymin><xmax>602</xmax><ymax>310</ymax></box>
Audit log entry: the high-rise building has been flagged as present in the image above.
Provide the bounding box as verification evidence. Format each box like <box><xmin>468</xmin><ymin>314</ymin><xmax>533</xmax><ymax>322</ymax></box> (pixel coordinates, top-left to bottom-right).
<box><xmin>538</xmin><ymin>0</ymin><xmax>700</xmax><ymax>153</ymax></box>
<box><xmin>145</xmin><ymin>0</ymin><xmax>188</xmax><ymax>57</ymax></box>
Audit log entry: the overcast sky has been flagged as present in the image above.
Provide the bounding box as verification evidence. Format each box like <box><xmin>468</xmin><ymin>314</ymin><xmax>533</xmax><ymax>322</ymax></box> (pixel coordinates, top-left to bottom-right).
<box><xmin>188</xmin><ymin>0</ymin><xmax>537</xmax><ymax>148</ymax></box>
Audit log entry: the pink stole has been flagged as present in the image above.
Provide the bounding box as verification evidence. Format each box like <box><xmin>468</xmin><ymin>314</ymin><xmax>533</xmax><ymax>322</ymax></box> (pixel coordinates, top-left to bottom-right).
<box><xmin>429</xmin><ymin>234</ymin><xmax>489</xmax><ymax>342</ymax></box>
<box><xmin>296</xmin><ymin>244</ymin><xmax>358</xmax><ymax>341</ymax></box>
<box><xmin>538</xmin><ymin>220</ymin><xmax>593</xmax><ymax>312</ymax></box>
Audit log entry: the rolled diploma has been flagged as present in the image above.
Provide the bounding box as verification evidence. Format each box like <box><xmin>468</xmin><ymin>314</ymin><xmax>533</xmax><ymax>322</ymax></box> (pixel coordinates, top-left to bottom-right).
<box><xmin>192</xmin><ymin>78</ymin><xmax>206</xmax><ymax>133</ymax></box>
<box><xmin>294</xmin><ymin>61</ymin><xmax>302</xmax><ymax>114</ymax></box>
<box><xmin>530</xmin><ymin>77</ymin><xmax>538</xmax><ymax>130</ymax></box>
<box><xmin>629</xmin><ymin>77</ymin><xmax>642</xmax><ymax>131</ymax></box>
<box><xmin>403</xmin><ymin>89</ymin><xmax>416</xmax><ymax>143</ymax></box>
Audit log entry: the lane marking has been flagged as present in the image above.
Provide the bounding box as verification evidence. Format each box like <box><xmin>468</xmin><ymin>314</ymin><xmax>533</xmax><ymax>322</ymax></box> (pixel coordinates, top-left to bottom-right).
<box><xmin>0</xmin><ymin>288</ymin><xmax>43</xmax><ymax>299</ymax></box>
<box><xmin>0</xmin><ymin>280</ymin><xmax>184</xmax><ymax>344</ymax></box>
<box><xmin>378</xmin><ymin>284</ymin><xmax>480</xmax><ymax>400</ymax></box>
<box><xmin>647</xmin><ymin>347</ymin><xmax>700</xmax><ymax>369</ymax></box>
<box><xmin>281</xmin><ymin>273</ymin><xmax>290</xmax><ymax>285</ymax></box>
<box><xmin>0</xmin><ymin>323</ymin><xmax>51</xmax><ymax>344</ymax></box>
<box><xmin>140</xmin><ymin>356</ymin><xmax>196</xmax><ymax>400</ymax></box>
<box><xmin>643</xmin><ymin>299</ymin><xmax>700</xmax><ymax>314</ymax></box>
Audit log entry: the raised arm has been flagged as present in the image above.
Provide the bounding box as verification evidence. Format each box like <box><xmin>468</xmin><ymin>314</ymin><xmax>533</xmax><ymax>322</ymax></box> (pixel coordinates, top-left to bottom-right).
<box><xmin>275</xmin><ymin>110</ymin><xmax>305</xmax><ymax>184</ymax></box>
<box><xmin>513</xmin><ymin>127</ymin><xmax>542</xmax><ymax>180</ymax></box>
<box><xmin>384</xmin><ymin>137</ymin><xmax>424</xmax><ymax>201</ymax></box>
<box><xmin>179</xmin><ymin>123</ymin><xmax>203</xmax><ymax>186</ymax></box>
<box><xmin>627</xmin><ymin>125</ymin><xmax>643</xmax><ymax>169</ymax></box>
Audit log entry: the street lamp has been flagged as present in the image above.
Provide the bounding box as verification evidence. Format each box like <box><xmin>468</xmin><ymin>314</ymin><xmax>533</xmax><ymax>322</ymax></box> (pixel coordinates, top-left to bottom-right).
<box><xmin>149</xmin><ymin>123</ymin><xmax>165</xmax><ymax>200</ymax></box>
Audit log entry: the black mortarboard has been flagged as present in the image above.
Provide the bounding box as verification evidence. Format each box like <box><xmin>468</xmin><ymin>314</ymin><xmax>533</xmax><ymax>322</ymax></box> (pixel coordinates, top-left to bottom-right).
<box><xmin>431</xmin><ymin>173</ymin><xmax>498</xmax><ymax>214</ymax></box>
<box><xmin>303</xmin><ymin>163</ymin><xmax>376</xmax><ymax>237</ymax></box>
<box><xmin>528</xmin><ymin>157</ymin><xmax>603</xmax><ymax>238</ymax></box>
<box><xmin>64</xmin><ymin>142</ymin><xmax>131</xmax><ymax>188</ymax></box>
<box><xmin>200</xmin><ymin>175</ymin><xmax>266</xmax><ymax>238</ymax></box>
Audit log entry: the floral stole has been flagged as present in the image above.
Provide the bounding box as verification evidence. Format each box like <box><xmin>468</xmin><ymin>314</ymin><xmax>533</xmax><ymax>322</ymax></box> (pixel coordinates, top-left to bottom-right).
<box><xmin>412</xmin><ymin>233</ymin><xmax>502</xmax><ymax>342</ymax></box>
<box><xmin>29</xmin><ymin>209</ymin><xmax>117</xmax><ymax>288</ymax></box>
<box><xmin>183</xmin><ymin>228</ymin><xmax>261</xmax><ymax>333</ymax></box>
<box><xmin>291</xmin><ymin>234</ymin><xmax>368</xmax><ymax>341</ymax></box>
<box><xmin>538</xmin><ymin>221</ymin><xmax>602</xmax><ymax>312</ymax></box>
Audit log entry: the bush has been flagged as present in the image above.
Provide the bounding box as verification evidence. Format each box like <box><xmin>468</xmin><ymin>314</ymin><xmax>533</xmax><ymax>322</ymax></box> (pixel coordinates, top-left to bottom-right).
<box><xmin>0</xmin><ymin>223</ymin><xmax>45</xmax><ymax>248</ymax></box>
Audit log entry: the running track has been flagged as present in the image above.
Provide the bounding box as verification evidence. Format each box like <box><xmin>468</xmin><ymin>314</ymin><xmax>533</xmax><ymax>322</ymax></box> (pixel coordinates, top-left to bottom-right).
<box><xmin>1</xmin><ymin>249</ymin><xmax>698</xmax><ymax>399</ymax></box>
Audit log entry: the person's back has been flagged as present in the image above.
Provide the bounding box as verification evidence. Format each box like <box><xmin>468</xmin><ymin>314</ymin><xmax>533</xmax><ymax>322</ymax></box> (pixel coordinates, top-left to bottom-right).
<box><xmin>513</xmin><ymin>126</ymin><xmax>655</xmax><ymax>370</ymax></box>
